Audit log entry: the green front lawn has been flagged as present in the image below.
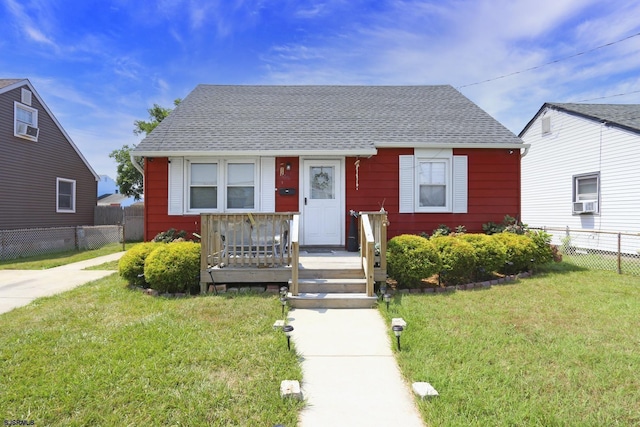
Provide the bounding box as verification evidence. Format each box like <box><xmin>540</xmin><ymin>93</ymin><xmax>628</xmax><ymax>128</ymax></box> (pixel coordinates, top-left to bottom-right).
<box><xmin>381</xmin><ymin>263</ymin><xmax>640</xmax><ymax>426</ymax></box>
<box><xmin>0</xmin><ymin>243</ymin><xmax>136</xmax><ymax>270</ymax></box>
<box><xmin>0</xmin><ymin>275</ymin><xmax>302</xmax><ymax>426</ymax></box>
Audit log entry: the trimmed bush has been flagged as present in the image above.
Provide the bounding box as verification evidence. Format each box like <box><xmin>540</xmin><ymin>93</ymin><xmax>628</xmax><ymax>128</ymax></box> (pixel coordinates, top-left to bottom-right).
<box><xmin>118</xmin><ymin>242</ymin><xmax>165</xmax><ymax>287</ymax></box>
<box><xmin>387</xmin><ymin>234</ymin><xmax>441</xmax><ymax>288</ymax></box>
<box><xmin>430</xmin><ymin>236</ymin><xmax>477</xmax><ymax>285</ymax></box>
<box><xmin>458</xmin><ymin>233</ymin><xmax>507</xmax><ymax>280</ymax></box>
<box><xmin>491</xmin><ymin>233</ymin><xmax>536</xmax><ymax>273</ymax></box>
<box><xmin>526</xmin><ymin>230</ymin><xmax>555</xmax><ymax>266</ymax></box>
<box><xmin>144</xmin><ymin>241</ymin><xmax>201</xmax><ymax>293</ymax></box>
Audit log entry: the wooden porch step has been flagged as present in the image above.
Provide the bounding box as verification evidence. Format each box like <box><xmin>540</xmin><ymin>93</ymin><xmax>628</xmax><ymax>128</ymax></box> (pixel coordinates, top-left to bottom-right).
<box><xmin>298</xmin><ymin>268</ymin><xmax>363</xmax><ymax>280</ymax></box>
<box><xmin>288</xmin><ymin>293</ymin><xmax>379</xmax><ymax>309</ymax></box>
<box><xmin>297</xmin><ymin>278</ymin><xmax>366</xmax><ymax>294</ymax></box>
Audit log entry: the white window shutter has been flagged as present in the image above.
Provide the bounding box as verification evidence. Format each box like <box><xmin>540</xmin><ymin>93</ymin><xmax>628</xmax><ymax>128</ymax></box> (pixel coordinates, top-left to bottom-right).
<box><xmin>452</xmin><ymin>155</ymin><xmax>468</xmax><ymax>213</ymax></box>
<box><xmin>399</xmin><ymin>155</ymin><xmax>414</xmax><ymax>213</ymax></box>
<box><xmin>168</xmin><ymin>157</ymin><xmax>184</xmax><ymax>215</ymax></box>
<box><xmin>260</xmin><ymin>157</ymin><xmax>276</xmax><ymax>212</ymax></box>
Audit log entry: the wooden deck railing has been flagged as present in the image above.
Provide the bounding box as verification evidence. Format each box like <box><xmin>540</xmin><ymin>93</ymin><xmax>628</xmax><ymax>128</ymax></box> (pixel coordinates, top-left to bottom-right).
<box><xmin>200</xmin><ymin>213</ymin><xmax>300</xmax><ymax>292</ymax></box>
<box><xmin>290</xmin><ymin>214</ymin><xmax>300</xmax><ymax>296</ymax></box>
<box><xmin>359</xmin><ymin>210</ymin><xmax>388</xmax><ymax>296</ymax></box>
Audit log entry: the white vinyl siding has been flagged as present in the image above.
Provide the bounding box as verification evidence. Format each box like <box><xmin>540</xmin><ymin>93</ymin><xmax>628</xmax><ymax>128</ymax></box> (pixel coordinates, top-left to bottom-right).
<box><xmin>521</xmin><ymin>108</ymin><xmax>640</xmax><ymax>235</ymax></box>
<box><xmin>399</xmin><ymin>149</ymin><xmax>467</xmax><ymax>213</ymax></box>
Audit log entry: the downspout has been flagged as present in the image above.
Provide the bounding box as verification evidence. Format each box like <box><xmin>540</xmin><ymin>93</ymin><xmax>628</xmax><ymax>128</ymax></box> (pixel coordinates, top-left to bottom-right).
<box><xmin>520</xmin><ymin>146</ymin><xmax>530</xmax><ymax>158</ymax></box>
<box><xmin>130</xmin><ymin>152</ymin><xmax>145</xmax><ymax>175</ymax></box>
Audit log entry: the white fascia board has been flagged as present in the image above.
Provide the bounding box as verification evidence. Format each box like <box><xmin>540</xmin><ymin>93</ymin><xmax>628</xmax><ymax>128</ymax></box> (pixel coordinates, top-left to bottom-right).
<box><xmin>132</xmin><ymin>148</ymin><xmax>379</xmax><ymax>158</ymax></box>
<box><xmin>375</xmin><ymin>142</ymin><xmax>530</xmax><ymax>150</ymax></box>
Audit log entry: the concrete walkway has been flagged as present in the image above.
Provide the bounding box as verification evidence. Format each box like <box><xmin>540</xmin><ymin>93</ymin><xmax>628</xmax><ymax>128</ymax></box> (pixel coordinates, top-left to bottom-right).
<box><xmin>289</xmin><ymin>308</ymin><xmax>425</xmax><ymax>427</ymax></box>
<box><xmin>0</xmin><ymin>252</ymin><xmax>124</xmax><ymax>315</ymax></box>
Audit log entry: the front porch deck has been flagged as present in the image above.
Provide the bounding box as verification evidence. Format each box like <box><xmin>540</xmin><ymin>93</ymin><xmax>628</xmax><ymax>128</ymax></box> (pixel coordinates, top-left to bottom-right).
<box><xmin>200</xmin><ymin>212</ymin><xmax>389</xmax><ymax>303</ymax></box>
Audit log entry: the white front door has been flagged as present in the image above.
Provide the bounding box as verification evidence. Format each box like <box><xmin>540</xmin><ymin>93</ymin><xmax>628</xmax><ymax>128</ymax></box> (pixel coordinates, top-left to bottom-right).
<box><xmin>302</xmin><ymin>159</ymin><xmax>343</xmax><ymax>245</ymax></box>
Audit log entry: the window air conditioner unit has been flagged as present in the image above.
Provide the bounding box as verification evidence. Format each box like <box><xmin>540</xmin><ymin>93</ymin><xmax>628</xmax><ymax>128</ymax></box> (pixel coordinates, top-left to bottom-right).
<box><xmin>17</xmin><ymin>123</ymin><xmax>39</xmax><ymax>138</ymax></box>
<box><xmin>573</xmin><ymin>200</ymin><xmax>597</xmax><ymax>214</ymax></box>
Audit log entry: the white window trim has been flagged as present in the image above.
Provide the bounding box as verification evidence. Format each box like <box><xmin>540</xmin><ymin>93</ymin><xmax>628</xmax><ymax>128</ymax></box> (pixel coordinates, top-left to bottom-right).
<box><xmin>14</xmin><ymin>101</ymin><xmax>38</xmax><ymax>142</ymax></box>
<box><xmin>572</xmin><ymin>172</ymin><xmax>600</xmax><ymax>214</ymax></box>
<box><xmin>56</xmin><ymin>178</ymin><xmax>76</xmax><ymax>213</ymax></box>
<box><xmin>186</xmin><ymin>159</ymin><xmax>221</xmax><ymax>213</ymax></box>
<box><xmin>415</xmin><ymin>148</ymin><xmax>452</xmax><ymax>213</ymax></box>
<box><xmin>399</xmin><ymin>149</ymin><xmax>467</xmax><ymax>214</ymax></box>
<box><xmin>182</xmin><ymin>158</ymin><xmax>260</xmax><ymax>214</ymax></box>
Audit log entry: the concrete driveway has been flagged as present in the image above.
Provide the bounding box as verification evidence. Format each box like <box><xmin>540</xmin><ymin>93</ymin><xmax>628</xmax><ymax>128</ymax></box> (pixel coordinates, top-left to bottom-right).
<box><xmin>0</xmin><ymin>252</ymin><xmax>124</xmax><ymax>315</ymax></box>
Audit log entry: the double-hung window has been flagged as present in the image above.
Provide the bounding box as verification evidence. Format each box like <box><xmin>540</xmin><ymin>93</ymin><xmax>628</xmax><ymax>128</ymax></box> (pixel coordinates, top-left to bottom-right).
<box><xmin>399</xmin><ymin>148</ymin><xmax>467</xmax><ymax>214</ymax></box>
<box><xmin>14</xmin><ymin>102</ymin><xmax>39</xmax><ymax>141</ymax></box>
<box><xmin>189</xmin><ymin>163</ymin><xmax>218</xmax><ymax>210</ymax></box>
<box><xmin>418</xmin><ymin>160</ymin><xmax>448</xmax><ymax>209</ymax></box>
<box><xmin>226</xmin><ymin>162</ymin><xmax>255</xmax><ymax>209</ymax></box>
<box><xmin>57</xmin><ymin>178</ymin><xmax>76</xmax><ymax>213</ymax></box>
<box><xmin>572</xmin><ymin>172</ymin><xmax>599</xmax><ymax>214</ymax></box>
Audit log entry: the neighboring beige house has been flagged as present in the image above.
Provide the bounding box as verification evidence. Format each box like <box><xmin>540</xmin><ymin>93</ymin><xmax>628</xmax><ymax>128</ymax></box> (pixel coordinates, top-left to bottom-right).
<box><xmin>0</xmin><ymin>78</ymin><xmax>99</xmax><ymax>230</ymax></box>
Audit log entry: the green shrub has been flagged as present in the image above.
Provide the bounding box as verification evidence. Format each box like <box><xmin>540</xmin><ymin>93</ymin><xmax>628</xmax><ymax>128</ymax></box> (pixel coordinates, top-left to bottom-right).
<box><xmin>387</xmin><ymin>234</ymin><xmax>441</xmax><ymax>288</ymax></box>
<box><xmin>144</xmin><ymin>241</ymin><xmax>201</xmax><ymax>293</ymax></box>
<box><xmin>153</xmin><ymin>228</ymin><xmax>187</xmax><ymax>243</ymax></box>
<box><xmin>491</xmin><ymin>233</ymin><xmax>536</xmax><ymax>273</ymax></box>
<box><xmin>526</xmin><ymin>230</ymin><xmax>555</xmax><ymax>266</ymax></box>
<box><xmin>430</xmin><ymin>236</ymin><xmax>476</xmax><ymax>285</ymax></box>
<box><xmin>458</xmin><ymin>233</ymin><xmax>507</xmax><ymax>280</ymax></box>
<box><xmin>118</xmin><ymin>242</ymin><xmax>164</xmax><ymax>287</ymax></box>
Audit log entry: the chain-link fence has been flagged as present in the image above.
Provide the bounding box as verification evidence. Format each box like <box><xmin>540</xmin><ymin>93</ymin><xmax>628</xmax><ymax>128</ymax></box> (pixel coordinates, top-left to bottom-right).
<box><xmin>0</xmin><ymin>225</ymin><xmax>123</xmax><ymax>261</ymax></box>
<box><xmin>533</xmin><ymin>227</ymin><xmax>640</xmax><ymax>276</ymax></box>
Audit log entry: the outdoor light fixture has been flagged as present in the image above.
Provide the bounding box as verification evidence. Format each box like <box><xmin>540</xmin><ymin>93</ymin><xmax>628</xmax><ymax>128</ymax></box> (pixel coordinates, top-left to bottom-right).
<box><xmin>379</xmin><ymin>283</ymin><xmax>387</xmax><ymax>301</ymax></box>
<box><xmin>280</xmin><ymin>286</ymin><xmax>288</xmax><ymax>297</ymax></box>
<box><xmin>285</xmin><ymin>162</ymin><xmax>291</xmax><ymax>171</ymax></box>
<box><xmin>383</xmin><ymin>293</ymin><xmax>391</xmax><ymax>310</ymax></box>
<box><xmin>392</xmin><ymin>325</ymin><xmax>404</xmax><ymax>351</ymax></box>
<box><xmin>283</xmin><ymin>325</ymin><xmax>294</xmax><ymax>350</ymax></box>
<box><xmin>280</xmin><ymin>296</ymin><xmax>287</xmax><ymax>316</ymax></box>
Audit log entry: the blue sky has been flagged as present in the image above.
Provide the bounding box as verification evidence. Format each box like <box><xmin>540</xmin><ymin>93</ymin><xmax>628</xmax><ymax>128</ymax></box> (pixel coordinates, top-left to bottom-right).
<box><xmin>2</xmin><ymin>0</ymin><xmax>640</xmax><ymax>180</ymax></box>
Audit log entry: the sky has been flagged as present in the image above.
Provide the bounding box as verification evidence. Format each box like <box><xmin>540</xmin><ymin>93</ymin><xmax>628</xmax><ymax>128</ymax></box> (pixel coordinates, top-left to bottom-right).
<box><xmin>2</xmin><ymin>0</ymin><xmax>640</xmax><ymax>180</ymax></box>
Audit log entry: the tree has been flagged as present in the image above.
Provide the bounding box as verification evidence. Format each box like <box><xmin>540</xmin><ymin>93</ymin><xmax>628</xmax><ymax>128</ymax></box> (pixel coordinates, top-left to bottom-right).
<box><xmin>109</xmin><ymin>145</ymin><xmax>143</xmax><ymax>200</ymax></box>
<box><xmin>133</xmin><ymin>98</ymin><xmax>181</xmax><ymax>136</ymax></box>
<box><xmin>109</xmin><ymin>99</ymin><xmax>181</xmax><ymax>199</ymax></box>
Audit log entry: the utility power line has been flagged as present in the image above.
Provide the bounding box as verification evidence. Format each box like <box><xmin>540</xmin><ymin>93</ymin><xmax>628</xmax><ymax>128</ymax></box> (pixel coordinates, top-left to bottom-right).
<box><xmin>456</xmin><ymin>31</ymin><xmax>640</xmax><ymax>89</ymax></box>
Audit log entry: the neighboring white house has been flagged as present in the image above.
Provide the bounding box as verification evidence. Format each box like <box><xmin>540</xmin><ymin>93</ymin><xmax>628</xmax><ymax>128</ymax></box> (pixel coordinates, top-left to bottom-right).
<box><xmin>520</xmin><ymin>103</ymin><xmax>640</xmax><ymax>254</ymax></box>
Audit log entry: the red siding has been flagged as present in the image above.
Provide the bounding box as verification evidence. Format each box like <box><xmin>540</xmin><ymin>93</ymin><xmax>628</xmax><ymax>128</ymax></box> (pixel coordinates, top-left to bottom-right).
<box><xmin>144</xmin><ymin>157</ymin><xmax>200</xmax><ymax>241</ymax></box>
<box><xmin>275</xmin><ymin>157</ymin><xmax>299</xmax><ymax>212</ymax></box>
<box><xmin>345</xmin><ymin>148</ymin><xmax>521</xmax><ymax>239</ymax></box>
<box><xmin>144</xmin><ymin>148</ymin><xmax>521</xmax><ymax>241</ymax></box>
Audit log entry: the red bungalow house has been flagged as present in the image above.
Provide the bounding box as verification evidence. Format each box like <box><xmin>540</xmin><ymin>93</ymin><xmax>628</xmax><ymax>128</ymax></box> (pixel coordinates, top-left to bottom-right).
<box><xmin>132</xmin><ymin>85</ymin><xmax>527</xmax><ymax>246</ymax></box>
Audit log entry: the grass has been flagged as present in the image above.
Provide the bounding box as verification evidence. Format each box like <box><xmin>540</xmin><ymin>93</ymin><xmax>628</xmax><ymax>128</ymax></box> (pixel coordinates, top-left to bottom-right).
<box><xmin>0</xmin><ymin>275</ymin><xmax>303</xmax><ymax>426</ymax></box>
<box><xmin>380</xmin><ymin>262</ymin><xmax>640</xmax><ymax>426</ymax></box>
<box><xmin>0</xmin><ymin>243</ymin><xmax>136</xmax><ymax>270</ymax></box>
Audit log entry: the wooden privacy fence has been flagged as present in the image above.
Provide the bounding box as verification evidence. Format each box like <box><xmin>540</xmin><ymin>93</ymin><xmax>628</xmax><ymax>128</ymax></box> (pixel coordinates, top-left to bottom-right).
<box><xmin>94</xmin><ymin>205</ymin><xmax>144</xmax><ymax>241</ymax></box>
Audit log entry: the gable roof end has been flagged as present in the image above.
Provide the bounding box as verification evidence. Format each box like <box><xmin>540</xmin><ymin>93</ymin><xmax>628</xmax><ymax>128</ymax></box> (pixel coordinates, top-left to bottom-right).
<box><xmin>0</xmin><ymin>78</ymin><xmax>99</xmax><ymax>180</ymax></box>
<box><xmin>520</xmin><ymin>102</ymin><xmax>640</xmax><ymax>137</ymax></box>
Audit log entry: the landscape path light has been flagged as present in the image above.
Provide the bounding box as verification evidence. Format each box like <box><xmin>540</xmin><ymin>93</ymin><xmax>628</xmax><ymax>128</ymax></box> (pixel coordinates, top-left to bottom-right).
<box><xmin>383</xmin><ymin>293</ymin><xmax>391</xmax><ymax>310</ymax></box>
<box><xmin>282</xmin><ymin>325</ymin><xmax>294</xmax><ymax>351</ymax></box>
<box><xmin>392</xmin><ymin>324</ymin><xmax>404</xmax><ymax>351</ymax></box>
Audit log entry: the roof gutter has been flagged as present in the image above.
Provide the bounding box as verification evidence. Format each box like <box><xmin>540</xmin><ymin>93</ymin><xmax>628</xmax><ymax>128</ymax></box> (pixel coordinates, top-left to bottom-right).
<box><xmin>131</xmin><ymin>148</ymin><xmax>379</xmax><ymax>158</ymax></box>
<box><xmin>130</xmin><ymin>151</ymin><xmax>145</xmax><ymax>175</ymax></box>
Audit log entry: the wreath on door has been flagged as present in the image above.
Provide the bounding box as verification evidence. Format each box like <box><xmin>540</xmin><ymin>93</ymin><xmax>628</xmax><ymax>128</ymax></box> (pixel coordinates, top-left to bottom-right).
<box><xmin>313</xmin><ymin>171</ymin><xmax>331</xmax><ymax>191</ymax></box>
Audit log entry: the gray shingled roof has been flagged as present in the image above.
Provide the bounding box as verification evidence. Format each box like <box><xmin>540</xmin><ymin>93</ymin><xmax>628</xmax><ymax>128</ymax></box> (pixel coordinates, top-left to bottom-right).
<box><xmin>134</xmin><ymin>85</ymin><xmax>523</xmax><ymax>155</ymax></box>
<box><xmin>0</xmin><ymin>79</ymin><xmax>24</xmax><ymax>90</ymax></box>
<box><xmin>546</xmin><ymin>103</ymin><xmax>640</xmax><ymax>133</ymax></box>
